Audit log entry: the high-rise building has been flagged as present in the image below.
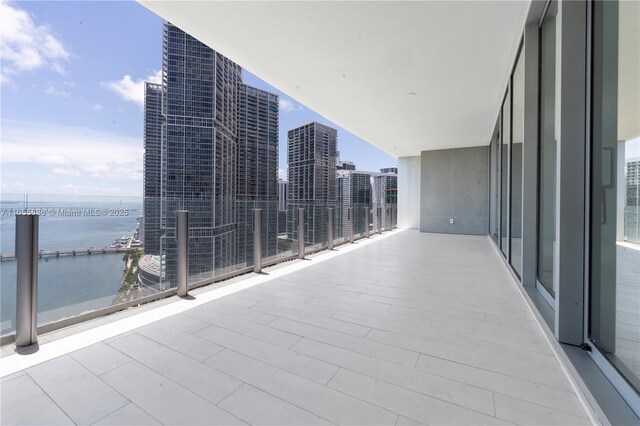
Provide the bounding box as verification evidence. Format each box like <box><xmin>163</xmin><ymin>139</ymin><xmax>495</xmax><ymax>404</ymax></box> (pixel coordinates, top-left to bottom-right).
<box><xmin>160</xmin><ymin>22</ymin><xmax>242</xmax><ymax>285</ymax></box>
<box><xmin>380</xmin><ymin>167</ymin><xmax>398</xmax><ymax>174</ymax></box>
<box><xmin>287</xmin><ymin>122</ymin><xmax>337</xmax><ymax>244</ymax></box>
<box><xmin>627</xmin><ymin>158</ymin><xmax>639</xmax><ymax>208</ymax></box>
<box><xmin>372</xmin><ymin>172</ymin><xmax>398</xmax><ymax>228</ymax></box>
<box><xmin>336</xmin><ymin>170</ymin><xmax>372</xmax><ymax>237</ymax></box>
<box><xmin>236</xmin><ymin>83</ymin><xmax>279</xmax><ymax>266</ymax></box>
<box><xmin>143</xmin><ymin>82</ymin><xmax>163</xmax><ymax>256</ymax></box>
<box><xmin>336</xmin><ymin>160</ymin><xmax>356</xmax><ymax>170</ymax></box>
<box><xmin>626</xmin><ymin>158</ymin><xmax>640</xmax><ymax>244</ymax></box>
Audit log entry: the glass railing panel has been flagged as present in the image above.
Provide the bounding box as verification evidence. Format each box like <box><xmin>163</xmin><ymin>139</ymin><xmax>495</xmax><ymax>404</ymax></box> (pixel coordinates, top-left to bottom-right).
<box><xmin>626</xmin><ymin>206</ymin><xmax>640</xmax><ymax>244</ymax></box>
<box><xmin>0</xmin><ymin>193</ymin><xmax>147</xmax><ymax>334</ymax></box>
<box><xmin>371</xmin><ymin>205</ymin><xmax>381</xmax><ymax>234</ymax></box>
<box><xmin>264</xmin><ymin>201</ymin><xmax>298</xmax><ymax>264</ymax></box>
<box><xmin>392</xmin><ymin>203</ymin><xmax>399</xmax><ymax>228</ymax></box>
<box><xmin>0</xmin><ymin>191</ymin><xmax>398</xmax><ymax>337</ymax></box>
<box><xmin>156</xmin><ymin>197</ymin><xmax>259</xmax><ymax>287</ymax></box>
<box><xmin>301</xmin><ymin>204</ymin><xmax>330</xmax><ymax>253</ymax></box>
<box><xmin>333</xmin><ymin>202</ymin><xmax>347</xmax><ymax>246</ymax></box>
<box><xmin>352</xmin><ymin>203</ymin><xmax>370</xmax><ymax>238</ymax></box>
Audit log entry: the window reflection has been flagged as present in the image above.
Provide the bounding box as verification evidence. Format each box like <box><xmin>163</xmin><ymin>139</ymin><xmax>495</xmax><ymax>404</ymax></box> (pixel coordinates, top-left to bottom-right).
<box><xmin>501</xmin><ymin>88</ymin><xmax>510</xmax><ymax>258</ymax></box>
<box><xmin>511</xmin><ymin>50</ymin><xmax>524</xmax><ymax>276</ymax></box>
<box><xmin>590</xmin><ymin>0</ymin><xmax>640</xmax><ymax>394</ymax></box>
<box><xmin>537</xmin><ymin>1</ymin><xmax>558</xmax><ymax>298</ymax></box>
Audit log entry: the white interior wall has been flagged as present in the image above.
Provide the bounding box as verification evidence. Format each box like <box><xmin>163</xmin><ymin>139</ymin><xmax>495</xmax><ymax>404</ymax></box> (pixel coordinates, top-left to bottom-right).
<box><xmin>398</xmin><ymin>156</ymin><xmax>421</xmax><ymax>229</ymax></box>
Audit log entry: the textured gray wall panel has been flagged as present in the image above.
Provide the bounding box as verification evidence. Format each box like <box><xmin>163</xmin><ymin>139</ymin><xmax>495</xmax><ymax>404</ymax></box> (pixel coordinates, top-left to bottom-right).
<box><xmin>420</xmin><ymin>146</ymin><xmax>488</xmax><ymax>235</ymax></box>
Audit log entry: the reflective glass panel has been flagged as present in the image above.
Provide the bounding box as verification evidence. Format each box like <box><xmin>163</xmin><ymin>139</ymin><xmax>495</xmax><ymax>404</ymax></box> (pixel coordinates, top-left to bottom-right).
<box><xmin>537</xmin><ymin>1</ymin><xmax>558</xmax><ymax>297</ymax></box>
<box><xmin>590</xmin><ymin>0</ymin><xmax>640</xmax><ymax>394</ymax></box>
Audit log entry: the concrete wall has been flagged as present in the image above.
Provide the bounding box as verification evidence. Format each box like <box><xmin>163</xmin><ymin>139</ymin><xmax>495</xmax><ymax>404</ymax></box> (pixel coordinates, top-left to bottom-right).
<box><xmin>420</xmin><ymin>146</ymin><xmax>488</xmax><ymax>235</ymax></box>
<box><xmin>398</xmin><ymin>156</ymin><xmax>421</xmax><ymax>229</ymax></box>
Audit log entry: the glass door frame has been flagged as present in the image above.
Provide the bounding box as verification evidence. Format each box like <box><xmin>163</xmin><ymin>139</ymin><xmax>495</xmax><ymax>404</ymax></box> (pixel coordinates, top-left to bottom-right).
<box><xmin>510</xmin><ymin>41</ymin><xmax>525</xmax><ymax>280</ymax></box>
<box><xmin>488</xmin><ymin>120</ymin><xmax>501</xmax><ymax>243</ymax></box>
<box><xmin>583</xmin><ymin>0</ymin><xmax>640</xmax><ymax>415</ymax></box>
<box><xmin>535</xmin><ymin>0</ymin><xmax>557</xmax><ymax>307</ymax></box>
<box><xmin>499</xmin><ymin>86</ymin><xmax>512</xmax><ymax>261</ymax></box>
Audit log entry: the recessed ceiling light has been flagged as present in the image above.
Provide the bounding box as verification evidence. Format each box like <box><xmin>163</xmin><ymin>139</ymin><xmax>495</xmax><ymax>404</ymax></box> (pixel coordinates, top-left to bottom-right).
<box><xmin>406</xmin><ymin>92</ymin><xmax>416</xmax><ymax>96</ymax></box>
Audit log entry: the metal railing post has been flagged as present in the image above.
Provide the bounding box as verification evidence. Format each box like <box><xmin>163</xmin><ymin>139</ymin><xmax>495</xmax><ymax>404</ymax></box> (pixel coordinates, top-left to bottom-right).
<box><xmin>253</xmin><ymin>209</ymin><xmax>262</xmax><ymax>273</ymax></box>
<box><xmin>327</xmin><ymin>208</ymin><xmax>334</xmax><ymax>250</ymax></box>
<box><xmin>348</xmin><ymin>207</ymin><xmax>354</xmax><ymax>243</ymax></box>
<box><xmin>15</xmin><ymin>214</ymin><xmax>38</xmax><ymax>347</ymax></box>
<box><xmin>176</xmin><ymin>210</ymin><xmax>189</xmax><ymax>297</ymax></box>
<box><xmin>378</xmin><ymin>207</ymin><xmax>383</xmax><ymax>234</ymax></box>
<box><xmin>365</xmin><ymin>208</ymin><xmax>370</xmax><ymax>238</ymax></box>
<box><xmin>298</xmin><ymin>208</ymin><xmax>305</xmax><ymax>259</ymax></box>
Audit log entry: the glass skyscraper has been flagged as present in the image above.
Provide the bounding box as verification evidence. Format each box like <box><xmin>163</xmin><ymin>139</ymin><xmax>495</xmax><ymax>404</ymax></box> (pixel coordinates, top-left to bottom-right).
<box><xmin>372</xmin><ymin>172</ymin><xmax>397</xmax><ymax>228</ymax></box>
<box><xmin>236</xmin><ymin>83</ymin><xmax>279</xmax><ymax>265</ymax></box>
<box><xmin>336</xmin><ymin>170</ymin><xmax>372</xmax><ymax>237</ymax></box>
<box><xmin>287</xmin><ymin>122</ymin><xmax>337</xmax><ymax>244</ymax></box>
<box><xmin>144</xmin><ymin>22</ymin><xmax>278</xmax><ymax>285</ymax></box>
<box><xmin>143</xmin><ymin>82</ymin><xmax>163</xmax><ymax>256</ymax></box>
<box><xmin>160</xmin><ymin>22</ymin><xmax>242</xmax><ymax>284</ymax></box>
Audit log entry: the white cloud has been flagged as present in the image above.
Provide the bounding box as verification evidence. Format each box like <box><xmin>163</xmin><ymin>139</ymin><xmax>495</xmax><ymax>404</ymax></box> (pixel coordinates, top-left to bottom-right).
<box><xmin>92</xmin><ymin>103</ymin><xmax>103</xmax><ymax>112</ymax></box>
<box><xmin>0</xmin><ymin>2</ymin><xmax>70</xmax><ymax>84</ymax></box>
<box><xmin>36</xmin><ymin>153</ymin><xmax>68</xmax><ymax>165</ymax></box>
<box><xmin>52</xmin><ymin>167</ymin><xmax>81</xmax><ymax>177</ymax></box>
<box><xmin>101</xmin><ymin>69</ymin><xmax>162</xmax><ymax>108</ymax></box>
<box><xmin>45</xmin><ymin>85</ymin><xmax>70</xmax><ymax>98</ymax></box>
<box><xmin>1</xmin><ymin>120</ymin><xmax>143</xmax><ymax>195</ymax></box>
<box><xmin>279</xmin><ymin>98</ymin><xmax>295</xmax><ymax>112</ymax></box>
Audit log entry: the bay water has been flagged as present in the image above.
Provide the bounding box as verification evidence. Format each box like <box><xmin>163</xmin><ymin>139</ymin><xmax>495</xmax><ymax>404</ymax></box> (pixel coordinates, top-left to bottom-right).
<box><xmin>0</xmin><ymin>195</ymin><xmax>143</xmax><ymax>335</ymax></box>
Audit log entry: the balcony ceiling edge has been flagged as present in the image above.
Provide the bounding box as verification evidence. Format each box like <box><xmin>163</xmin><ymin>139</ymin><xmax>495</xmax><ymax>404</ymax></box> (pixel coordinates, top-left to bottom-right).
<box><xmin>138</xmin><ymin>0</ymin><xmax>531</xmax><ymax>157</ymax></box>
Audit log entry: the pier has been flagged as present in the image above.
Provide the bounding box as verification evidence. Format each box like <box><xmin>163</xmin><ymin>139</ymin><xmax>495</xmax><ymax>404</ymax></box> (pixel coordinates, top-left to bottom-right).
<box><xmin>0</xmin><ymin>247</ymin><xmax>134</xmax><ymax>261</ymax></box>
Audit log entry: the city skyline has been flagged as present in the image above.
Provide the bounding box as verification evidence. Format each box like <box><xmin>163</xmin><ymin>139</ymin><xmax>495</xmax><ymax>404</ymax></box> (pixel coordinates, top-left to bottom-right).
<box><xmin>0</xmin><ymin>1</ymin><xmax>397</xmax><ymax>198</ymax></box>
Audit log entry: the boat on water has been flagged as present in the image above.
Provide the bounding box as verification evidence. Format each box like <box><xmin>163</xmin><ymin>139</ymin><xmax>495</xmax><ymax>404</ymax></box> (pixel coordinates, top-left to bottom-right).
<box><xmin>110</xmin><ymin>236</ymin><xmax>131</xmax><ymax>248</ymax></box>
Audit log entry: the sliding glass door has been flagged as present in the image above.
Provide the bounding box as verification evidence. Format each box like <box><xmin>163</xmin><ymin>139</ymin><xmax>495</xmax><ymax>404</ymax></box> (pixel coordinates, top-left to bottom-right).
<box><xmin>589</xmin><ymin>0</ymin><xmax>640</xmax><ymax>397</ymax></box>
<box><xmin>511</xmin><ymin>49</ymin><xmax>524</xmax><ymax>276</ymax></box>
<box><xmin>489</xmin><ymin>123</ymin><xmax>500</xmax><ymax>243</ymax></box>
<box><xmin>537</xmin><ymin>1</ymin><xmax>558</xmax><ymax>298</ymax></box>
<box><xmin>500</xmin><ymin>88</ymin><xmax>510</xmax><ymax>258</ymax></box>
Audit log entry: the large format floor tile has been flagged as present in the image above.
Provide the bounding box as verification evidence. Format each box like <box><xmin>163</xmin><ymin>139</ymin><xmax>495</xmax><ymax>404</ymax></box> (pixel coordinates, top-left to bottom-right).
<box><xmin>0</xmin><ymin>231</ymin><xmax>591</xmax><ymax>425</ymax></box>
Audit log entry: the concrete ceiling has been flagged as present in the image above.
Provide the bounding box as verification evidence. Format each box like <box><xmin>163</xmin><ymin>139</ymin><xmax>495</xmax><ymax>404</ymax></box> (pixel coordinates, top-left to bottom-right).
<box><xmin>138</xmin><ymin>1</ymin><xmax>531</xmax><ymax>158</ymax></box>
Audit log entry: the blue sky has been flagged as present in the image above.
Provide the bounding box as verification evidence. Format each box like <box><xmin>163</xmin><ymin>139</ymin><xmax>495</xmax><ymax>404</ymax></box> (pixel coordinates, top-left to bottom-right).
<box><xmin>0</xmin><ymin>1</ymin><xmax>396</xmax><ymax>197</ymax></box>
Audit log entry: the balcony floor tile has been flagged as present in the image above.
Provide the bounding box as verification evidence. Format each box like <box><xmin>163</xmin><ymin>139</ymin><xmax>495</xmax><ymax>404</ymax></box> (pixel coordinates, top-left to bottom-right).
<box><xmin>0</xmin><ymin>231</ymin><xmax>591</xmax><ymax>425</ymax></box>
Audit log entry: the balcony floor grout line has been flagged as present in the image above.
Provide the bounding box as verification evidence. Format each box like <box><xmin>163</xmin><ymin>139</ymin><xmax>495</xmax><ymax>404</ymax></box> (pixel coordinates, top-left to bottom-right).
<box><xmin>486</xmin><ymin>236</ymin><xmax>599</xmax><ymax>426</ymax></box>
<box><xmin>0</xmin><ymin>229</ymin><xmax>404</xmax><ymax>378</ymax></box>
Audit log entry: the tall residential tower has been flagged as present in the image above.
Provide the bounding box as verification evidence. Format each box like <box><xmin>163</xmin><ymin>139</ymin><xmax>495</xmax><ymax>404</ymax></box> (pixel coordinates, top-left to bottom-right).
<box><xmin>287</xmin><ymin>122</ymin><xmax>337</xmax><ymax>244</ymax></box>
<box><xmin>143</xmin><ymin>82</ymin><xmax>163</xmax><ymax>255</ymax></box>
<box><xmin>236</xmin><ymin>83</ymin><xmax>279</xmax><ymax>265</ymax></box>
<box><xmin>160</xmin><ymin>22</ymin><xmax>242</xmax><ymax>284</ymax></box>
<box><xmin>143</xmin><ymin>22</ymin><xmax>279</xmax><ymax>285</ymax></box>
